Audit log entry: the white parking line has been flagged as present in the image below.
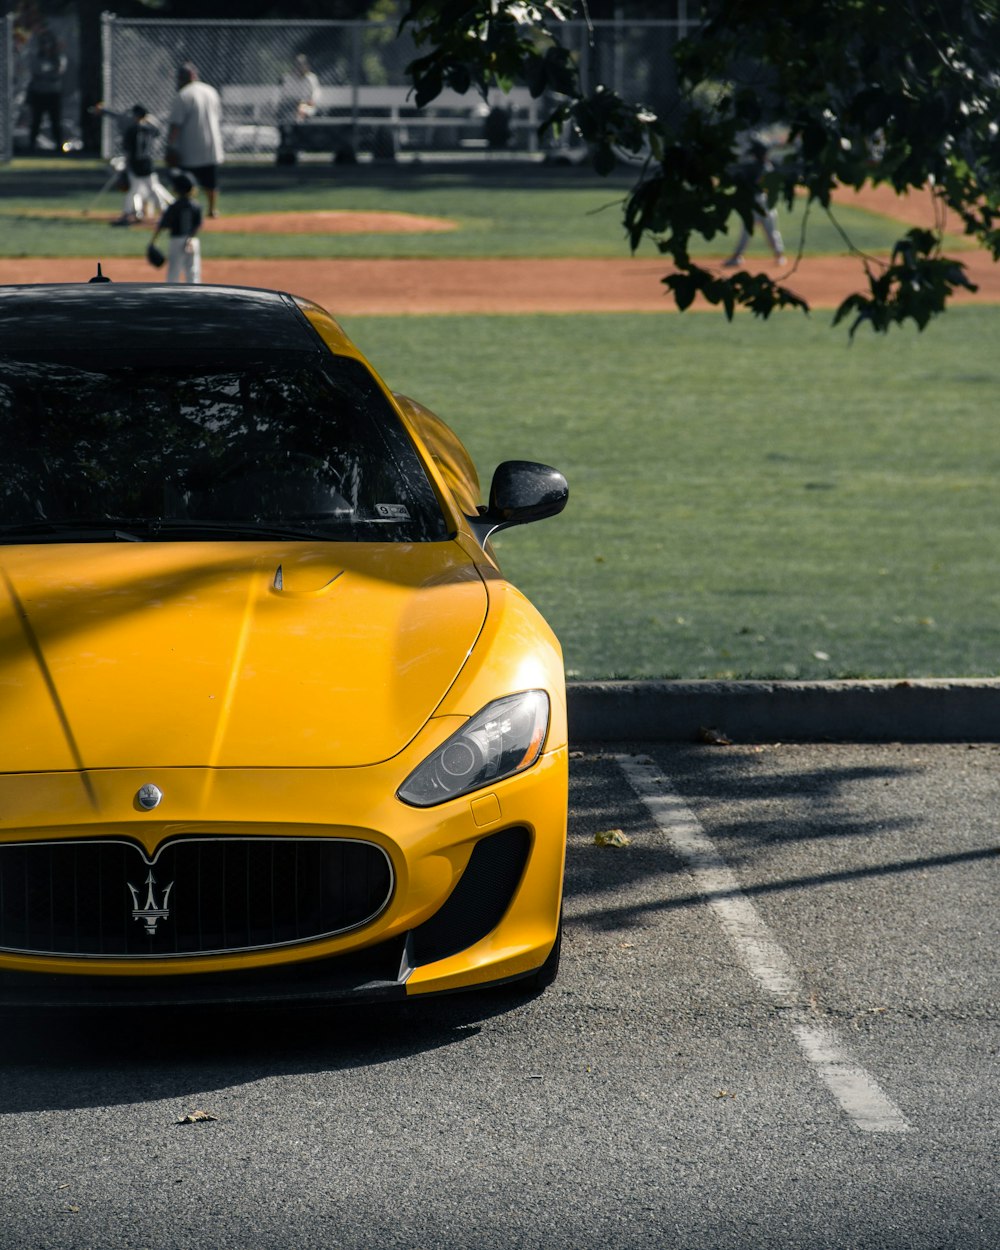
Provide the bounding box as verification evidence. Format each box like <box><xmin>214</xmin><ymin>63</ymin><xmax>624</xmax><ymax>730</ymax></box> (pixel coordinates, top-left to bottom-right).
<box><xmin>615</xmin><ymin>753</ymin><xmax>913</xmax><ymax>1135</ymax></box>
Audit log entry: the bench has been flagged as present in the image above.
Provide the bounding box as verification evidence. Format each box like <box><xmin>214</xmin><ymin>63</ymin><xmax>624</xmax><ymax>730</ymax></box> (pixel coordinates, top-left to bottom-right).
<box><xmin>220</xmin><ymin>83</ymin><xmax>541</xmax><ymax>161</ymax></box>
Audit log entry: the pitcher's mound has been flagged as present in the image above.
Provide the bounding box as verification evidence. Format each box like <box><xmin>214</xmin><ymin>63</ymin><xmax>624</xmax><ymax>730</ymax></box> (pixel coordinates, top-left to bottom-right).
<box><xmin>206</xmin><ymin>210</ymin><xmax>455</xmax><ymax>234</ymax></box>
<box><xmin>32</xmin><ymin>208</ymin><xmax>456</xmax><ymax>234</ymax></box>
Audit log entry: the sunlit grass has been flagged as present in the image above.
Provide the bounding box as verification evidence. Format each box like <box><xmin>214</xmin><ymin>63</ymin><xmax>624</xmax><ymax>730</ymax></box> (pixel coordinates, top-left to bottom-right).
<box><xmin>0</xmin><ymin>159</ymin><xmax>933</xmax><ymax>259</ymax></box>
<box><xmin>347</xmin><ymin>307</ymin><xmax>1000</xmax><ymax>680</ymax></box>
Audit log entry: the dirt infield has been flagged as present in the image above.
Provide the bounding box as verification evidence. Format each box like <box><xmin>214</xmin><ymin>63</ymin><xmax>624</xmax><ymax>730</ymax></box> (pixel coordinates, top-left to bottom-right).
<box><xmin>2</xmin><ymin>184</ymin><xmax>997</xmax><ymax>315</ymax></box>
<box><xmin>45</xmin><ymin>208</ymin><xmax>455</xmax><ymax>235</ymax></box>
<box><xmin>5</xmin><ymin>252</ymin><xmax>998</xmax><ymax>316</ymax></box>
<box><xmin>205</xmin><ymin>209</ymin><xmax>456</xmax><ymax>234</ymax></box>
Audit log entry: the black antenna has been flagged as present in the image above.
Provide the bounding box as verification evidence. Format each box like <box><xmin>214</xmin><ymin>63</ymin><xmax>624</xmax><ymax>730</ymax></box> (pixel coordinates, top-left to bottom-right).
<box><xmin>88</xmin><ymin>262</ymin><xmax>111</xmax><ymax>283</ymax></box>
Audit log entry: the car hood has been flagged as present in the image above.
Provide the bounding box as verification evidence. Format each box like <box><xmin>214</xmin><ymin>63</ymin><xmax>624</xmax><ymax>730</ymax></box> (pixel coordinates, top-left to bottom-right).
<box><xmin>0</xmin><ymin>541</ymin><xmax>487</xmax><ymax>771</ymax></box>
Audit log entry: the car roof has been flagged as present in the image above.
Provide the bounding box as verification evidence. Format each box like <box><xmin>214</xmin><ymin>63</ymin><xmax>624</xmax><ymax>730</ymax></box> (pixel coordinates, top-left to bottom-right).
<box><xmin>0</xmin><ymin>283</ymin><xmax>323</xmax><ymax>356</ymax></box>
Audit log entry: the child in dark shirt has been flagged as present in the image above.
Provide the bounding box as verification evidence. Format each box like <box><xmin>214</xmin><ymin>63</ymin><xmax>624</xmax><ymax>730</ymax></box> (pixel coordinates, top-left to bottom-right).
<box><xmin>94</xmin><ymin>103</ymin><xmax>174</xmax><ymax>225</ymax></box>
<box><xmin>150</xmin><ymin>172</ymin><xmax>203</xmax><ymax>283</ymax></box>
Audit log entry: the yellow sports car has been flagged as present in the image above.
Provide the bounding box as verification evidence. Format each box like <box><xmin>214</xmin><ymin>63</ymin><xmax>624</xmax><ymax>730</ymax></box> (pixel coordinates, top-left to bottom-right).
<box><xmin>0</xmin><ymin>281</ymin><xmax>568</xmax><ymax>1006</ymax></box>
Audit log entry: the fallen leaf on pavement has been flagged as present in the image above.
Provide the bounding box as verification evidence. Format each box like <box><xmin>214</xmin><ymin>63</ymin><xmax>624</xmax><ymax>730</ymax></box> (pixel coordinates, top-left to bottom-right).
<box><xmin>176</xmin><ymin>1109</ymin><xmax>218</xmax><ymax>1125</ymax></box>
<box><xmin>594</xmin><ymin>828</ymin><xmax>631</xmax><ymax>847</ymax></box>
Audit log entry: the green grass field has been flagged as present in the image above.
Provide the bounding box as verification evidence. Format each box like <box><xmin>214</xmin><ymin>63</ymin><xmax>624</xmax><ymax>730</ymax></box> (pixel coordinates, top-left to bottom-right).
<box><xmin>347</xmin><ymin>309</ymin><xmax>1000</xmax><ymax>681</ymax></box>
<box><xmin>1</xmin><ymin>159</ymin><xmax>996</xmax><ymax>679</ymax></box>
<box><xmin>0</xmin><ymin>158</ymin><xmax>955</xmax><ymax>259</ymax></box>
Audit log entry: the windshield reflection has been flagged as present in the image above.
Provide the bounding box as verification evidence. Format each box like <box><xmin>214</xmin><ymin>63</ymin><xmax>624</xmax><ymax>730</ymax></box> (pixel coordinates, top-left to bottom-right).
<box><xmin>0</xmin><ymin>354</ymin><xmax>447</xmax><ymax>543</ymax></box>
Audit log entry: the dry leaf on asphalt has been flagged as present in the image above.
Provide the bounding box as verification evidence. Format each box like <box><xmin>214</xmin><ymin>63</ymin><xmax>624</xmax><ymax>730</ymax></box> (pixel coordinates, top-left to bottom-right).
<box><xmin>176</xmin><ymin>1109</ymin><xmax>218</xmax><ymax>1125</ymax></box>
<box><xmin>698</xmin><ymin>726</ymin><xmax>733</xmax><ymax>745</ymax></box>
<box><xmin>594</xmin><ymin>828</ymin><xmax>631</xmax><ymax>847</ymax></box>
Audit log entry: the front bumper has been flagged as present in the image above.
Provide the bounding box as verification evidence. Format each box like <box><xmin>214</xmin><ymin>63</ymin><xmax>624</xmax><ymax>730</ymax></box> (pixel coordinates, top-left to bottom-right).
<box><xmin>0</xmin><ymin>746</ymin><xmax>567</xmax><ymax>1006</ymax></box>
<box><xmin>0</xmin><ymin>935</ymin><xmax>411</xmax><ymax>1008</ymax></box>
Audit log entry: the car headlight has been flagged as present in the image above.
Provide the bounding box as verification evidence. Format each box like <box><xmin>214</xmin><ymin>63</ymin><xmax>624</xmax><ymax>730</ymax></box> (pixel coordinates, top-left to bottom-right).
<box><xmin>397</xmin><ymin>691</ymin><xmax>550</xmax><ymax>807</ymax></box>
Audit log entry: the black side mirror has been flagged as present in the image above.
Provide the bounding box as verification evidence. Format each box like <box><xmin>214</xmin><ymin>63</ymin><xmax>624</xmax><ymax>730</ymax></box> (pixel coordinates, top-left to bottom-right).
<box><xmin>468</xmin><ymin>460</ymin><xmax>568</xmax><ymax>547</ymax></box>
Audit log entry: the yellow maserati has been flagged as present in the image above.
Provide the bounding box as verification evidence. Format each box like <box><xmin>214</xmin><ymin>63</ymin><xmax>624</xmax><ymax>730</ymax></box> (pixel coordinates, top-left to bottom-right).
<box><xmin>0</xmin><ymin>281</ymin><xmax>568</xmax><ymax>1006</ymax></box>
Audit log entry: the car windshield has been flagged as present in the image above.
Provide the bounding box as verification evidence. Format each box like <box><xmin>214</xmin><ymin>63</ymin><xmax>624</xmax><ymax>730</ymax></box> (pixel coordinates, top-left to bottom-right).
<box><xmin>0</xmin><ymin>351</ymin><xmax>449</xmax><ymax>544</ymax></box>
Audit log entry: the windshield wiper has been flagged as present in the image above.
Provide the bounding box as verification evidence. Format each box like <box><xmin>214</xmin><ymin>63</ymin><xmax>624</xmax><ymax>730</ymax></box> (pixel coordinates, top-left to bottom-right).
<box><xmin>0</xmin><ymin>520</ymin><xmax>147</xmax><ymax>543</ymax></box>
<box><xmin>150</xmin><ymin>519</ymin><xmax>335</xmax><ymax>542</ymax></box>
<box><xmin>0</xmin><ymin>518</ymin><xmax>342</xmax><ymax>545</ymax></box>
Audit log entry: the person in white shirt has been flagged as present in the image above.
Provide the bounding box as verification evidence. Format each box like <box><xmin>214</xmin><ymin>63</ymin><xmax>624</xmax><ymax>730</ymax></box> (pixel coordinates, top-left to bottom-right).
<box><xmin>284</xmin><ymin>54</ymin><xmax>319</xmax><ymax>121</ymax></box>
<box><xmin>277</xmin><ymin>54</ymin><xmax>320</xmax><ymax>160</ymax></box>
<box><xmin>166</xmin><ymin>63</ymin><xmax>224</xmax><ymax>218</ymax></box>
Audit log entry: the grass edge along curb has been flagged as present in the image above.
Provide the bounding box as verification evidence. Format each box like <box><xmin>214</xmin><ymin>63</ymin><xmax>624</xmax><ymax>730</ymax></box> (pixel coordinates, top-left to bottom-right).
<box><xmin>567</xmin><ymin>679</ymin><xmax>1000</xmax><ymax>743</ymax></box>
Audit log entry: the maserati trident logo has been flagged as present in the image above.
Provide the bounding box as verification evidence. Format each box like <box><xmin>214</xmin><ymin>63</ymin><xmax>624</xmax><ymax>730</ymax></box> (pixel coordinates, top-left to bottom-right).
<box><xmin>128</xmin><ymin>871</ymin><xmax>174</xmax><ymax>936</ymax></box>
<box><xmin>135</xmin><ymin>784</ymin><xmax>163</xmax><ymax>811</ymax></box>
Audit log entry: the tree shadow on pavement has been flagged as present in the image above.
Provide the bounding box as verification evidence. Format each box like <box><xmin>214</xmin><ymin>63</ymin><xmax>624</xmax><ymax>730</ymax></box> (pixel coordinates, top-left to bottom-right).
<box><xmin>562</xmin><ymin>743</ymin><xmax>997</xmax><ymax>933</ymax></box>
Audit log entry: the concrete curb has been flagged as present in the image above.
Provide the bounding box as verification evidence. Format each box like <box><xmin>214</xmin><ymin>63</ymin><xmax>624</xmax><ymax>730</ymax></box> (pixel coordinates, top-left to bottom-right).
<box><xmin>566</xmin><ymin>679</ymin><xmax>1000</xmax><ymax>743</ymax></box>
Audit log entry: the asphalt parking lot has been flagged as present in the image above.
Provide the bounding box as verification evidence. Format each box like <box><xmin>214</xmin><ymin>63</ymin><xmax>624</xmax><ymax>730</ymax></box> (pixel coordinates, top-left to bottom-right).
<box><xmin>1</xmin><ymin>741</ymin><xmax>997</xmax><ymax>1250</ymax></box>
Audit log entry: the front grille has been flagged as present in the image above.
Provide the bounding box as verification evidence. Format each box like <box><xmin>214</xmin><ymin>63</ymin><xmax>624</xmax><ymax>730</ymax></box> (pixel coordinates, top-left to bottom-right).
<box><xmin>0</xmin><ymin>837</ymin><xmax>393</xmax><ymax>958</ymax></box>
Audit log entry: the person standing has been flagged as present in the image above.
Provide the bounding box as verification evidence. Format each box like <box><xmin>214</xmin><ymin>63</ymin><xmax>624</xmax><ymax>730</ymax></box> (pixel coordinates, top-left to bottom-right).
<box><xmin>150</xmin><ymin>172</ymin><xmax>203</xmax><ymax>284</ymax></box>
<box><xmin>283</xmin><ymin>54</ymin><xmax>319</xmax><ymax>122</ymax></box>
<box><xmin>276</xmin><ymin>54</ymin><xmax>320</xmax><ymax>164</ymax></box>
<box><xmin>166</xmin><ymin>63</ymin><xmax>224</xmax><ymax>218</ymax></box>
<box><xmin>722</xmin><ymin>139</ymin><xmax>787</xmax><ymax>268</ymax></box>
<box><xmin>26</xmin><ymin>27</ymin><xmax>67</xmax><ymax>153</ymax></box>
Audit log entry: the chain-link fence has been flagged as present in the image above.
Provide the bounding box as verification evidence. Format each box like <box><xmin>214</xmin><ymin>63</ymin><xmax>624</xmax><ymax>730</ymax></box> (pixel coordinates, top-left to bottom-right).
<box><xmin>99</xmin><ymin>13</ymin><xmax>701</xmax><ymax>163</ymax></box>
<box><xmin>1</xmin><ymin>10</ymin><xmax>83</xmax><ymax>162</ymax></box>
<box><xmin>569</xmin><ymin>17</ymin><xmax>691</xmax><ymax>106</ymax></box>
<box><xmin>0</xmin><ymin>12</ymin><xmax>702</xmax><ymax>164</ymax></box>
<box><xmin>1</xmin><ymin>14</ymin><xmax>12</xmax><ymax>163</ymax></box>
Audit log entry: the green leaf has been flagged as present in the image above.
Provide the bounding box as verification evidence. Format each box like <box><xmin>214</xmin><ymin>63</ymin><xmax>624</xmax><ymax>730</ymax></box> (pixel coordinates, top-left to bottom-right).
<box><xmin>664</xmin><ymin>272</ymin><xmax>697</xmax><ymax>311</ymax></box>
<box><xmin>398</xmin><ymin>0</ymin><xmax>1000</xmax><ymax>338</ymax></box>
<box><xmin>592</xmin><ymin>143</ymin><xmax>617</xmax><ymax>177</ymax></box>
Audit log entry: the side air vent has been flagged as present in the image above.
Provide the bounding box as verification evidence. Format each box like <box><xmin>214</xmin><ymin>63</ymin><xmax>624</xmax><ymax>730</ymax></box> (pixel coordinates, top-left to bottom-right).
<box><xmin>410</xmin><ymin>826</ymin><xmax>530</xmax><ymax>966</ymax></box>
